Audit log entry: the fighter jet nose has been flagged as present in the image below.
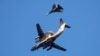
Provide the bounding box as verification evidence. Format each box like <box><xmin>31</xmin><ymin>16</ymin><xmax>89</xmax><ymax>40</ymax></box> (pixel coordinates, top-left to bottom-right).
<box><xmin>65</xmin><ymin>24</ymin><xmax>71</xmax><ymax>28</ymax></box>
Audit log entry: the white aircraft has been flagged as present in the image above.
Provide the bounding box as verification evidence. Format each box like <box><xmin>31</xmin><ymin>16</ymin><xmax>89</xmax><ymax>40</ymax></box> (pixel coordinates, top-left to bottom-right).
<box><xmin>31</xmin><ymin>18</ymin><xmax>71</xmax><ymax>51</ymax></box>
<box><xmin>46</xmin><ymin>4</ymin><xmax>64</xmax><ymax>16</ymax></box>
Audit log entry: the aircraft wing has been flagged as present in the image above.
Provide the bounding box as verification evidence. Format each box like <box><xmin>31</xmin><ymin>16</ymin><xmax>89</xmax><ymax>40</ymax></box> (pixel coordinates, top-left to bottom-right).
<box><xmin>36</xmin><ymin>23</ymin><xmax>44</xmax><ymax>38</ymax></box>
<box><xmin>31</xmin><ymin>44</ymin><xmax>41</xmax><ymax>51</ymax></box>
<box><xmin>58</xmin><ymin>4</ymin><xmax>63</xmax><ymax>10</ymax></box>
<box><xmin>52</xmin><ymin>43</ymin><xmax>67</xmax><ymax>51</ymax></box>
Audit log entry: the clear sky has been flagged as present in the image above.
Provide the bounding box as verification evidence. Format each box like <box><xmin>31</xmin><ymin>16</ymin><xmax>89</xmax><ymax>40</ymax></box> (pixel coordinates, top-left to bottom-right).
<box><xmin>0</xmin><ymin>0</ymin><xmax>100</xmax><ymax>56</ymax></box>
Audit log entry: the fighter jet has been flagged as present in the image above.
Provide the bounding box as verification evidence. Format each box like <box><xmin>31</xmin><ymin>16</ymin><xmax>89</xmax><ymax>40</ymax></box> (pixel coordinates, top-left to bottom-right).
<box><xmin>31</xmin><ymin>18</ymin><xmax>71</xmax><ymax>51</ymax></box>
<box><xmin>46</xmin><ymin>4</ymin><xmax>64</xmax><ymax>16</ymax></box>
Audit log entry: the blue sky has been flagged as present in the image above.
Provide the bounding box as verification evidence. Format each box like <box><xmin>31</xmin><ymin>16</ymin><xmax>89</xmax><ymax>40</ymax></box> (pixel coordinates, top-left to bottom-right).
<box><xmin>0</xmin><ymin>0</ymin><xmax>100</xmax><ymax>56</ymax></box>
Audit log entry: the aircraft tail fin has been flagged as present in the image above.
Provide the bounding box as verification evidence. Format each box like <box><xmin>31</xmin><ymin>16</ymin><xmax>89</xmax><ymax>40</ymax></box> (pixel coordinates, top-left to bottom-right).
<box><xmin>60</xmin><ymin>18</ymin><xmax>71</xmax><ymax>28</ymax></box>
<box><xmin>60</xmin><ymin>18</ymin><xmax>64</xmax><ymax>26</ymax></box>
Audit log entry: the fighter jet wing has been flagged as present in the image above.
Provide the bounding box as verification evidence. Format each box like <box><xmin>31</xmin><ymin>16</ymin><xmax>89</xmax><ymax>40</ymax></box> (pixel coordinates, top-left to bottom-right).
<box><xmin>36</xmin><ymin>23</ymin><xmax>44</xmax><ymax>38</ymax></box>
<box><xmin>52</xmin><ymin>43</ymin><xmax>67</xmax><ymax>51</ymax></box>
<box><xmin>58</xmin><ymin>4</ymin><xmax>63</xmax><ymax>10</ymax></box>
